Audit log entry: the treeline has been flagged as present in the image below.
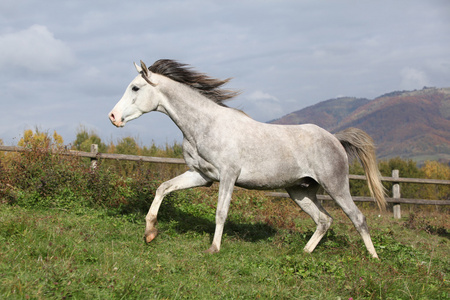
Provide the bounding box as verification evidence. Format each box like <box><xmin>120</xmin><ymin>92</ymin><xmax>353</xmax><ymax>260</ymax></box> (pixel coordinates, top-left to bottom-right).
<box><xmin>349</xmin><ymin>157</ymin><xmax>449</xmax><ymax>202</ymax></box>
<box><xmin>72</xmin><ymin>128</ymin><xmax>183</xmax><ymax>158</ymax></box>
<box><xmin>0</xmin><ymin>128</ymin><xmax>449</xmax><ymax>214</ymax></box>
<box><xmin>8</xmin><ymin>127</ymin><xmax>184</xmax><ymax>158</ymax></box>
<box><xmin>1</xmin><ymin>127</ymin><xmax>186</xmax><ymax>178</ymax></box>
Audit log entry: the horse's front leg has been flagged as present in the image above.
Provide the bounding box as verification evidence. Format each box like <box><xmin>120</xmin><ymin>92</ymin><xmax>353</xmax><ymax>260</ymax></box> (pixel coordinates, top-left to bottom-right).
<box><xmin>205</xmin><ymin>173</ymin><xmax>237</xmax><ymax>253</ymax></box>
<box><xmin>145</xmin><ymin>170</ymin><xmax>212</xmax><ymax>243</ymax></box>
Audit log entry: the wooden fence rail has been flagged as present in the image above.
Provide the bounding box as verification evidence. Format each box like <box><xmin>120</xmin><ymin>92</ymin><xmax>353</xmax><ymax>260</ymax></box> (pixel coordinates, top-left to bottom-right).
<box><xmin>0</xmin><ymin>145</ymin><xmax>185</xmax><ymax>165</ymax></box>
<box><xmin>1</xmin><ymin>144</ymin><xmax>449</xmax><ymax>218</ymax></box>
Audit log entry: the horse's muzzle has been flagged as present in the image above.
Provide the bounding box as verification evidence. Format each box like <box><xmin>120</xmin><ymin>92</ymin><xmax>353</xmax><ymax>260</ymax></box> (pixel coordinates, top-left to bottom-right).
<box><xmin>108</xmin><ymin>111</ymin><xmax>124</xmax><ymax>127</ymax></box>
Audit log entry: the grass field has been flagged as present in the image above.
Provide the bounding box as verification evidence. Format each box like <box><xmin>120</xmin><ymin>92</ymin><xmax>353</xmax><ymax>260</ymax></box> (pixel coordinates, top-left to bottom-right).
<box><xmin>0</xmin><ymin>188</ymin><xmax>448</xmax><ymax>299</ymax></box>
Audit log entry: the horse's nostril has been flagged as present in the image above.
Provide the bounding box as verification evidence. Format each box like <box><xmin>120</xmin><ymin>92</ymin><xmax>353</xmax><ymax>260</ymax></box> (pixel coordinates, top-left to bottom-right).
<box><xmin>109</xmin><ymin>113</ymin><xmax>115</xmax><ymax>121</ymax></box>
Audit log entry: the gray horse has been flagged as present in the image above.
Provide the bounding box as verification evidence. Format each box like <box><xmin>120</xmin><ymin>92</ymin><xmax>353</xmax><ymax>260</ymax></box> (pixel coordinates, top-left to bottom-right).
<box><xmin>109</xmin><ymin>59</ymin><xmax>386</xmax><ymax>258</ymax></box>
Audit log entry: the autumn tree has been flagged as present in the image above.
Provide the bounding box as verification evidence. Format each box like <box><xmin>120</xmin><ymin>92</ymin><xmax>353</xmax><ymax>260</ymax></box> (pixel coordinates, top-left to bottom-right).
<box><xmin>115</xmin><ymin>137</ymin><xmax>140</xmax><ymax>155</ymax></box>
<box><xmin>73</xmin><ymin>127</ymin><xmax>107</xmax><ymax>153</ymax></box>
<box><xmin>420</xmin><ymin>161</ymin><xmax>450</xmax><ymax>200</ymax></box>
<box><xmin>18</xmin><ymin>128</ymin><xmax>64</xmax><ymax>149</ymax></box>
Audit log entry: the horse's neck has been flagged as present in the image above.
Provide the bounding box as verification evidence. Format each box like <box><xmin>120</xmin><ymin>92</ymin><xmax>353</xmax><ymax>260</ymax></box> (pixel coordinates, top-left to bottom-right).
<box><xmin>158</xmin><ymin>80</ymin><xmax>227</xmax><ymax>141</ymax></box>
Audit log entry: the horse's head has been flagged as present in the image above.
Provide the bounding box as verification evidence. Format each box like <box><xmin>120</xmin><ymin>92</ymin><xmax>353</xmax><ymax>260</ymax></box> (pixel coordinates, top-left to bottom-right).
<box><xmin>109</xmin><ymin>61</ymin><xmax>161</xmax><ymax>127</ymax></box>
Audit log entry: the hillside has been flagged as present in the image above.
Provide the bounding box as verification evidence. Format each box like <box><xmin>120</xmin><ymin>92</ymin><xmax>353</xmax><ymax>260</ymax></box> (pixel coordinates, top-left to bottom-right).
<box><xmin>271</xmin><ymin>97</ymin><xmax>370</xmax><ymax>129</ymax></box>
<box><xmin>271</xmin><ymin>87</ymin><xmax>450</xmax><ymax>163</ymax></box>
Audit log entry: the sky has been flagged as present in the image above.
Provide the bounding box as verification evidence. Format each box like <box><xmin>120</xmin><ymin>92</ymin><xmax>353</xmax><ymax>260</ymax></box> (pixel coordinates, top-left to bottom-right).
<box><xmin>1</xmin><ymin>0</ymin><xmax>449</xmax><ymax>147</ymax></box>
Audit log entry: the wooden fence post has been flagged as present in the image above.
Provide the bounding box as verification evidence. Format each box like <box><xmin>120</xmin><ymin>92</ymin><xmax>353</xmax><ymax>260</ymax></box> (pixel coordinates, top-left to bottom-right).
<box><xmin>392</xmin><ymin>169</ymin><xmax>401</xmax><ymax>219</ymax></box>
<box><xmin>90</xmin><ymin>144</ymin><xmax>98</xmax><ymax>170</ymax></box>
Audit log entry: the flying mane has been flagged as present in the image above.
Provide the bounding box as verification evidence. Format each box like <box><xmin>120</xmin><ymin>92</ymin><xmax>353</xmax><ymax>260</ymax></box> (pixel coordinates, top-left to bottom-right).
<box><xmin>148</xmin><ymin>59</ymin><xmax>240</xmax><ymax>106</ymax></box>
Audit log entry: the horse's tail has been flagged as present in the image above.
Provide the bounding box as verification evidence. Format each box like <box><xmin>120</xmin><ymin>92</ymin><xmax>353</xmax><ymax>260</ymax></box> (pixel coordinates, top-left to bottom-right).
<box><xmin>335</xmin><ymin>127</ymin><xmax>387</xmax><ymax>211</ymax></box>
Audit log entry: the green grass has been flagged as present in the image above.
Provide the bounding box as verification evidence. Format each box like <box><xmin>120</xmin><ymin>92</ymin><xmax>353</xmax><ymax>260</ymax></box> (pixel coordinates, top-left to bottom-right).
<box><xmin>1</xmin><ymin>136</ymin><xmax>449</xmax><ymax>299</ymax></box>
<box><xmin>0</xmin><ymin>200</ymin><xmax>448</xmax><ymax>299</ymax></box>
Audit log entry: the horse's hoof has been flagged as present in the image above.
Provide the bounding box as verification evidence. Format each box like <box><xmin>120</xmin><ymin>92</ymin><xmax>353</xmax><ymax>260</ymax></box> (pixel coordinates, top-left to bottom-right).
<box><xmin>144</xmin><ymin>229</ymin><xmax>158</xmax><ymax>243</ymax></box>
<box><xmin>204</xmin><ymin>246</ymin><xmax>219</xmax><ymax>254</ymax></box>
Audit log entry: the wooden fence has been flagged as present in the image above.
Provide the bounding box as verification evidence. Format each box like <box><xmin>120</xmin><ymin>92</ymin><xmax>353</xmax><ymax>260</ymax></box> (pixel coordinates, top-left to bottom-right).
<box><xmin>1</xmin><ymin>144</ymin><xmax>449</xmax><ymax>218</ymax></box>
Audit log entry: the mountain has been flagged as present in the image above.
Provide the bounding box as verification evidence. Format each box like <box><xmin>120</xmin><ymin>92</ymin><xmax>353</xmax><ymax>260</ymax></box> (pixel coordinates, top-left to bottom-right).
<box><xmin>270</xmin><ymin>87</ymin><xmax>450</xmax><ymax>163</ymax></box>
<box><xmin>271</xmin><ymin>97</ymin><xmax>370</xmax><ymax>129</ymax></box>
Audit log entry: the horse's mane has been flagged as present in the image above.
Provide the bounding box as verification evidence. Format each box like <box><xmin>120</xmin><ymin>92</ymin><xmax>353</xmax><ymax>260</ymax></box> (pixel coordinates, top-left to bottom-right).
<box><xmin>148</xmin><ymin>59</ymin><xmax>240</xmax><ymax>106</ymax></box>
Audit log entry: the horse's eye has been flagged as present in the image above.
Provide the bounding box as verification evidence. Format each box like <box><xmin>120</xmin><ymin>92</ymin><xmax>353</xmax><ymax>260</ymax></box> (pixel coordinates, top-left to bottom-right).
<box><xmin>132</xmin><ymin>86</ymin><xmax>140</xmax><ymax>92</ymax></box>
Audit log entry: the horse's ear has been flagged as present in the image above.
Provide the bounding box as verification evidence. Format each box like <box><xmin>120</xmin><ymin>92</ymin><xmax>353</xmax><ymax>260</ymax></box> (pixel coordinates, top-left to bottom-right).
<box><xmin>134</xmin><ymin>62</ymin><xmax>142</xmax><ymax>73</ymax></box>
<box><xmin>139</xmin><ymin>60</ymin><xmax>157</xmax><ymax>86</ymax></box>
<box><xmin>140</xmin><ymin>60</ymin><xmax>149</xmax><ymax>76</ymax></box>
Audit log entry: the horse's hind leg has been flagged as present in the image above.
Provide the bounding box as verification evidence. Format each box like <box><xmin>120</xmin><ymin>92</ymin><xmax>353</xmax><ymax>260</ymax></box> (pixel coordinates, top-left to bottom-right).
<box><xmin>286</xmin><ymin>183</ymin><xmax>333</xmax><ymax>254</ymax></box>
<box><xmin>326</xmin><ymin>185</ymin><xmax>379</xmax><ymax>259</ymax></box>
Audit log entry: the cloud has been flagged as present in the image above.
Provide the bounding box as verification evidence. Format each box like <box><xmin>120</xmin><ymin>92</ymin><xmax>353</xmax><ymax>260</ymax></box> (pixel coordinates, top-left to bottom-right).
<box><xmin>400</xmin><ymin>67</ymin><xmax>430</xmax><ymax>90</ymax></box>
<box><xmin>0</xmin><ymin>25</ymin><xmax>75</xmax><ymax>73</ymax></box>
<box><xmin>0</xmin><ymin>1</ymin><xmax>449</xmax><ymax>147</ymax></box>
<box><xmin>248</xmin><ymin>90</ymin><xmax>280</xmax><ymax>102</ymax></box>
<box><xmin>242</xmin><ymin>90</ymin><xmax>283</xmax><ymax>121</ymax></box>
